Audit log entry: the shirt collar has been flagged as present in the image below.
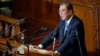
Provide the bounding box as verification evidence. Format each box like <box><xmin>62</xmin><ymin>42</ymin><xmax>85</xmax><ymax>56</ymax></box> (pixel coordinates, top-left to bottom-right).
<box><xmin>65</xmin><ymin>15</ymin><xmax>73</xmax><ymax>25</ymax></box>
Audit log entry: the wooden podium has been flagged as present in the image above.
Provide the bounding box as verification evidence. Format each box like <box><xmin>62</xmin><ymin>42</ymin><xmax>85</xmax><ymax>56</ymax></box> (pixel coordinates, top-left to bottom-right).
<box><xmin>24</xmin><ymin>48</ymin><xmax>59</xmax><ymax>56</ymax></box>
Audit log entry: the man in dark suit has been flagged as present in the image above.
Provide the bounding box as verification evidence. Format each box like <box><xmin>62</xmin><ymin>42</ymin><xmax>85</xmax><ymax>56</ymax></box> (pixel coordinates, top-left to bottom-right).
<box><xmin>37</xmin><ymin>1</ymin><xmax>88</xmax><ymax>56</ymax></box>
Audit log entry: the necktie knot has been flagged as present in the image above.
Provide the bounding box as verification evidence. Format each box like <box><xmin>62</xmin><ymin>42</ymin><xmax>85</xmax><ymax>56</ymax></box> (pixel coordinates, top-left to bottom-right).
<box><xmin>64</xmin><ymin>22</ymin><xmax>68</xmax><ymax>31</ymax></box>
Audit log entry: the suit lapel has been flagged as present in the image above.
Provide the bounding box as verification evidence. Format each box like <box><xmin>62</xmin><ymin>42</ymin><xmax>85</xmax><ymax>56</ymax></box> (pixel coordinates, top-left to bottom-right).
<box><xmin>60</xmin><ymin>21</ymin><xmax>65</xmax><ymax>42</ymax></box>
<box><xmin>68</xmin><ymin>16</ymin><xmax>76</xmax><ymax>28</ymax></box>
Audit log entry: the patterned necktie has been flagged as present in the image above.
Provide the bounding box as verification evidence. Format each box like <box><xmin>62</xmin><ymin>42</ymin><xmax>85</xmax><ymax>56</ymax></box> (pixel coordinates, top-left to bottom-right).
<box><xmin>64</xmin><ymin>22</ymin><xmax>68</xmax><ymax>35</ymax></box>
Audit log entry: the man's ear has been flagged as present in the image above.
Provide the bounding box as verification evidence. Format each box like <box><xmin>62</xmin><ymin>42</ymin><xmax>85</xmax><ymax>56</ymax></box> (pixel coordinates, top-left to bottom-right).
<box><xmin>69</xmin><ymin>10</ymin><xmax>73</xmax><ymax>14</ymax></box>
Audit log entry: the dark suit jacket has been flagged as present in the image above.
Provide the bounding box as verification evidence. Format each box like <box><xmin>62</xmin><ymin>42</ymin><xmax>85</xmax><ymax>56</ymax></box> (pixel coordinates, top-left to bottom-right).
<box><xmin>40</xmin><ymin>15</ymin><xmax>88</xmax><ymax>56</ymax></box>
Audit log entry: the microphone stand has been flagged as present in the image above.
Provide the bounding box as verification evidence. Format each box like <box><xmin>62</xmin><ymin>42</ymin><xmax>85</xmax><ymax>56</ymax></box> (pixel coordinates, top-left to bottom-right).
<box><xmin>25</xmin><ymin>31</ymin><xmax>44</xmax><ymax>56</ymax></box>
<box><xmin>52</xmin><ymin>37</ymin><xmax>56</xmax><ymax>56</ymax></box>
<box><xmin>27</xmin><ymin>36</ymin><xmax>31</xmax><ymax>56</ymax></box>
<box><xmin>4</xmin><ymin>38</ymin><xmax>12</xmax><ymax>56</ymax></box>
<box><xmin>5</xmin><ymin>40</ymin><xmax>10</xmax><ymax>56</ymax></box>
<box><xmin>26</xmin><ymin>33</ymin><xmax>41</xmax><ymax>56</ymax></box>
<box><xmin>13</xmin><ymin>35</ymin><xmax>17</xmax><ymax>56</ymax></box>
<box><xmin>76</xmin><ymin>31</ymin><xmax>83</xmax><ymax>56</ymax></box>
<box><xmin>22</xmin><ymin>27</ymin><xmax>47</xmax><ymax>56</ymax></box>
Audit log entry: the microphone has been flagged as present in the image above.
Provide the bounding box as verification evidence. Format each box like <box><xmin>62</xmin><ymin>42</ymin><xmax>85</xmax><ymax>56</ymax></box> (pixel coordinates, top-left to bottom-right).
<box><xmin>23</xmin><ymin>27</ymin><xmax>47</xmax><ymax>56</ymax></box>
<box><xmin>52</xmin><ymin>32</ymin><xmax>57</xmax><ymax>38</ymax></box>
<box><xmin>13</xmin><ymin>17</ymin><xmax>26</xmax><ymax>24</ymax></box>
<box><xmin>10</xmin><ymin>30</ymin><xmax>26</xmax><ymax>39</ymax></box>
<box><xmin>18</xmin><ymin>18</ymin><xmax>26</xmax><ymax>24</ymax></box>
<box><xmin>52</xmin><ymin>27</ymin><xmax>58</xmax><ymax>56</ymax></box>
<box><xmin>33</xmin><ymin>27</ymin><xmax>47</xmax><ymax>35</ymax></box>
<box><xmin>22</xmin><ymin>27</ymin><xmax>47</xmax><ymax>43</ymax></box>
<box><xmin>52</xmin><ymin>27</ymin><xmax>58</xmax><ymax>38</ymax></box>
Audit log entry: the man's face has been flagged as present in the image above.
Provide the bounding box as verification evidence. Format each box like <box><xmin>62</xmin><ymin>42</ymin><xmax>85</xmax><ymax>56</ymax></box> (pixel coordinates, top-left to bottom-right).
<box><xmin>59</xmin><ymin>4</ymin><xmax>72</xmax><ymax>20</ymax></box>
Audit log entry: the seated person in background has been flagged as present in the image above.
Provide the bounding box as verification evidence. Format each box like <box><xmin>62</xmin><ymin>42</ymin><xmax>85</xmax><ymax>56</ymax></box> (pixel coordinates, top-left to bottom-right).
<box><xmin>35</xmin><ymin>1</ymin><xmax>88</xmax><ymax>56</ymax></box>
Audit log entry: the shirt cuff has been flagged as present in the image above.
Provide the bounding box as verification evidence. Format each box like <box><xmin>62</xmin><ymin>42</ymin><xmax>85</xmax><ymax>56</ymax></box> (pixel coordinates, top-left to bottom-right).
<box><xmin>38</xmin><ymin>44</ymin><xmax>43</xmax><ymax>49</ymax></box>
<box><xmin>54</xmin><ymin>50</ymin><xmax>60</xmax><ymax>55</ymax></box>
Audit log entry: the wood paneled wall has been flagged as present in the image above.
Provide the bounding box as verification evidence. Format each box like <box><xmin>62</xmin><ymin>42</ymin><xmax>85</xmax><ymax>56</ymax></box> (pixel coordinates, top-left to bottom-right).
<box><xmin>73</xmin><ymin>3</ymin><xmax>95</xmax><ymax>53</ymax></box>
<box><xmin>95</xmin><ymin>1</ymin><xmax>100</xmax><ymax>56</ymax></box>
<box><xmin>12</xmin><ymin>0</ymin><xmax>100</xmax><ymax>56</ymax></box>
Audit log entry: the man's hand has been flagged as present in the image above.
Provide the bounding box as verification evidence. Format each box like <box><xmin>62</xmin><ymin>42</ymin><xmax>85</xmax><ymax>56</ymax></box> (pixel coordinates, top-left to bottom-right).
<box><xmin>44</xmin><ymin>50</ymin><xmax>52</xmax><ymax>55</ymax></box>
<box><xmin>29</xmin><ymin>45</ymin><xmax>42</xmax><ymax>49</ymax></box>
<box><xmin>33</xmin><ymin>45</ymin><xmax>40</xmax><ymax>49</ymax></box>
<box><xmin>44</xmin><ymin>50</ymin><xmax>60</xmax><ymax>56</ymax></box>
<box><xmin>30</xmin><ymin>44</ymin><xmax>43</xmax><ymax>49</ymax></box>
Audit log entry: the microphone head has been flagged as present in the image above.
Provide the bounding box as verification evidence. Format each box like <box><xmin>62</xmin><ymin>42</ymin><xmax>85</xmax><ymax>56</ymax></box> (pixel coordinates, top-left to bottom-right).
<box><xmin>9</xmin><ymin>30</ymin><xmax>26</xmax><ymax>39</ymax></box>
<box><xmin>40</xmin><ymin>27</ymin><xmax>47</xmax><ymax>32</ymax></box>
<box><xmin>19</xmin><ymin>18</ymin><xmax>26</xmax><ymax>23</ymax></box>
<box><xmin>53</xmin><ymin>27</ymin><xmax>58</xmax><ymax>37</ymax></box>
<box><xmin>53</xmin><ymin>31</ymin><xmax>58</xmax><ymax>38</ymax></box>
<box><xmin>21</xmin><ymin>30</ymin><xmax>26</xmax><ymax>33</ymax></box>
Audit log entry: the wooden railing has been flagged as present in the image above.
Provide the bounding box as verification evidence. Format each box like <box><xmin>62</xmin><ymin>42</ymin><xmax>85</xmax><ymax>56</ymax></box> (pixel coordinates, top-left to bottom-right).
<box><xmin>0</xmin><ymin>15</ymin><xmax>21</xmax><ymax>50</ymax></box>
